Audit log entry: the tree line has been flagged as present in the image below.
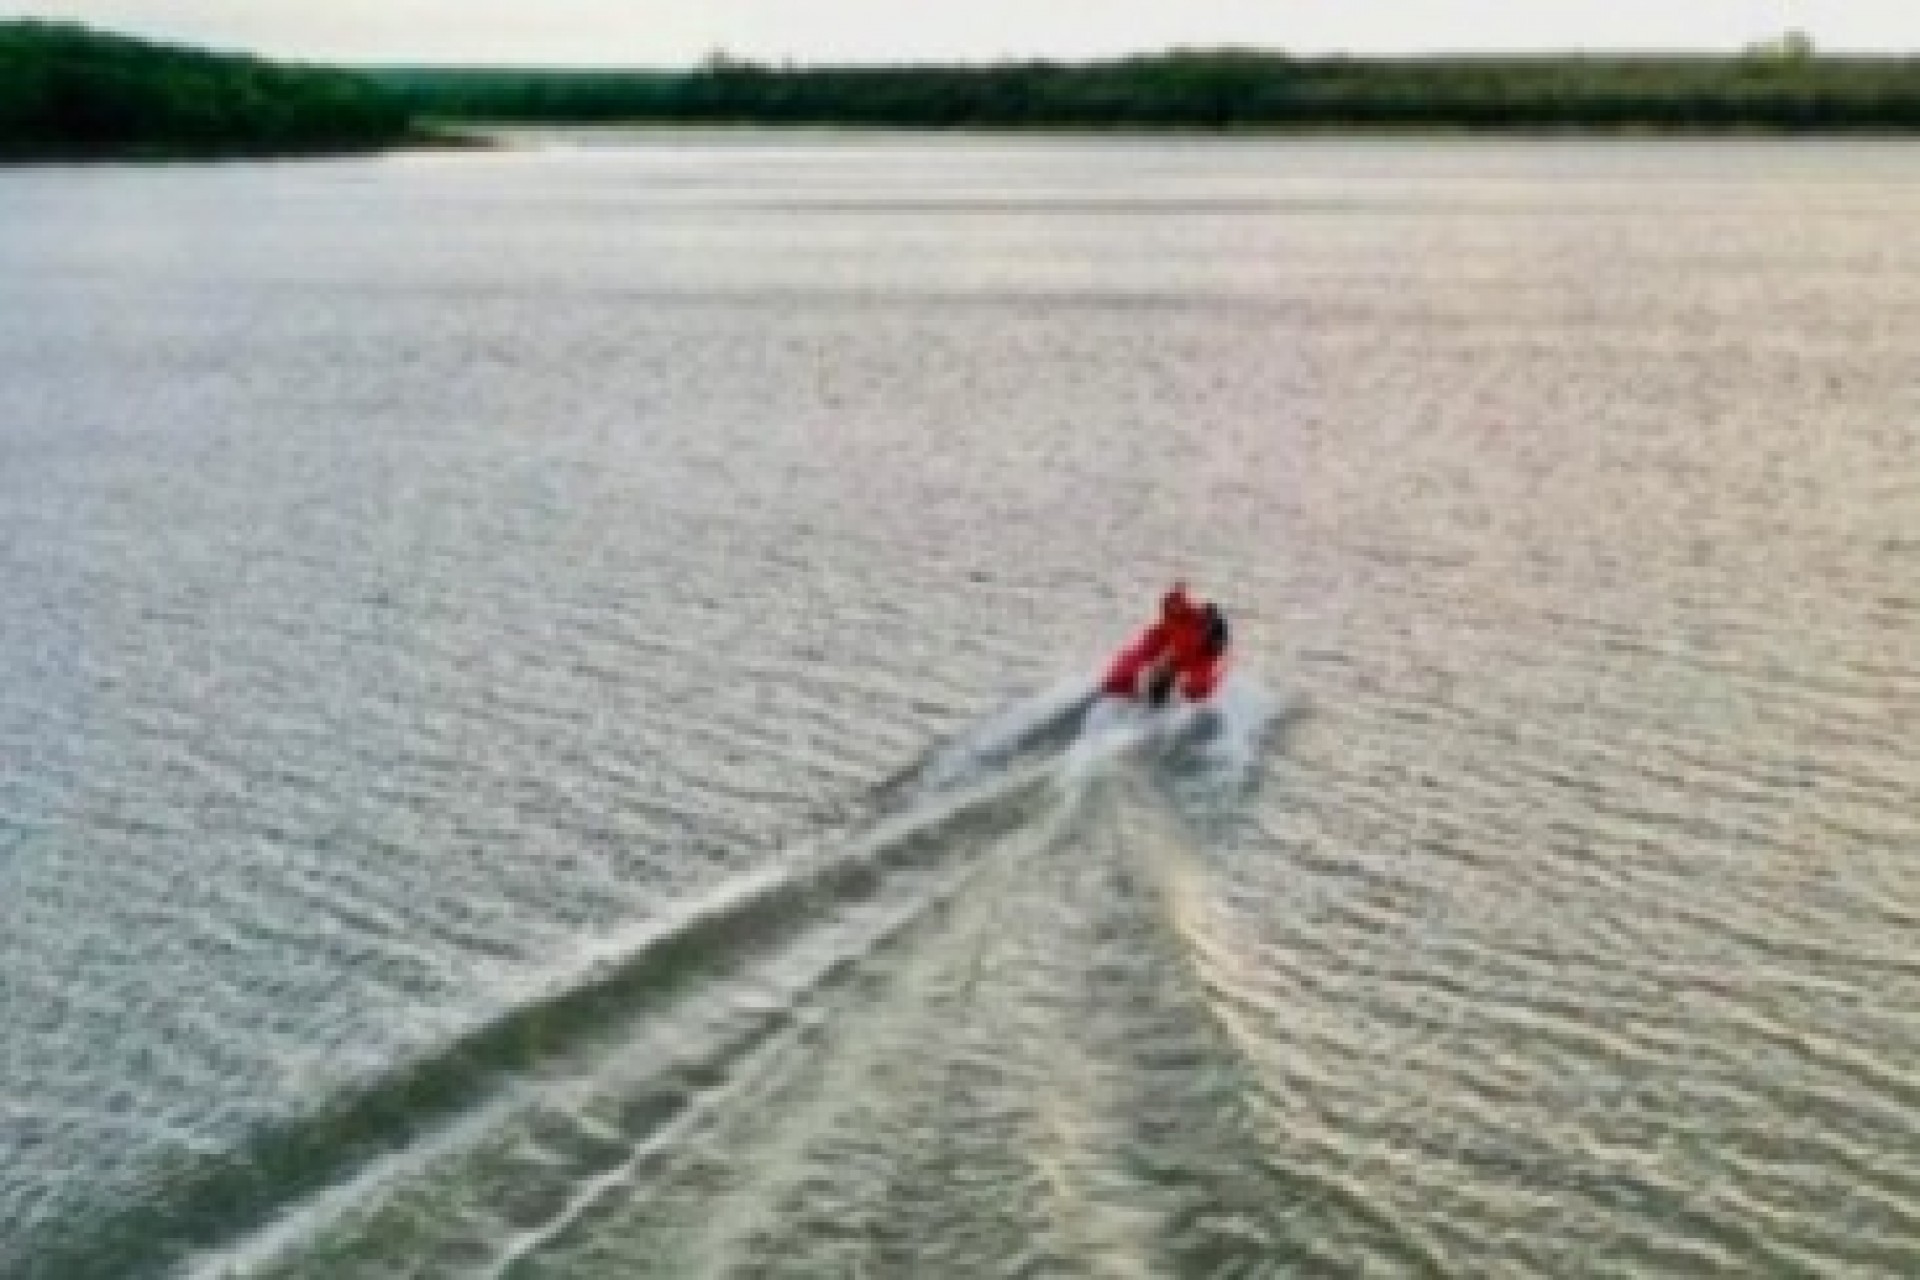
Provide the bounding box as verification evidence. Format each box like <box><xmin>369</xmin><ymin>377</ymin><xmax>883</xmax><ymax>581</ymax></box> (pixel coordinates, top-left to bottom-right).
<box><xmin>379</xmin><ymin>47</ymin><xmax>1920</xmax><ymax>130</ymax></box>
<box><xmin>0</xmin><ymin>22</ymin><xmax>414</xmax><ymax>160</ymax></box>
<box><xmin>7</xmin><ymin>24</ymin><xmax>1920</xmax><ymax>163</ymax></box>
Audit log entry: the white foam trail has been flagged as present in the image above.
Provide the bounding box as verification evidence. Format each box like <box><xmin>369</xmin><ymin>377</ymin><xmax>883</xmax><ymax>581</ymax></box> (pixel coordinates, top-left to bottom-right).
<box><xmin>1059</xmin><ymin>699</ymin><xmax>1163</xmax><ymax>788</ymax></box>
<box><xmin>1053</xmin><ymin>673</ymin><xmax>1280</xmax><ymax>809</ymax></box>
<box><xmin>1191</xmin><ymin>670</ymin><xmax>1285</xmax><ymax>775</ymax></box>
<box><xmin>918</xmin><ymin>676</ymin><xmax>1094</xmax><ymax>794</ymax></box>
<box><xmin>921</xmin><ymin>665</ymin><xmax>1286</xmax><ymax>801</ymax></box>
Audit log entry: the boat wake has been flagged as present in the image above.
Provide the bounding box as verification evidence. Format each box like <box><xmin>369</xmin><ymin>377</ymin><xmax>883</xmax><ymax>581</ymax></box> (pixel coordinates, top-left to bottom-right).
<box><xmin>46</xmin><ymin>676</ymin><xmax>1291</xmax><ymax>1280</ymax></box>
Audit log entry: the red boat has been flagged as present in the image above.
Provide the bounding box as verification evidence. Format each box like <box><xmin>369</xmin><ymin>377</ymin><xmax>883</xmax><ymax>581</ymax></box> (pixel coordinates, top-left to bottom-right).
<box><xmin>1100</xmin><ymin>585</ymin><xmax>1230</xmax><ymax>706</ymax></box>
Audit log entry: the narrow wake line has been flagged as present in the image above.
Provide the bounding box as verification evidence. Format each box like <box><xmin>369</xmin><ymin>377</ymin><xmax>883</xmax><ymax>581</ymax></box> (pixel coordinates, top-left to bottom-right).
<box><xmin>183</xmin><ymin>1088</ymin><xmax>528</xmax><ymax>1280</ymax></box>
<box><xmin>479</xmin><ymin>1014</ymin><xmax>800</xmax><ymax>1280</ymax></box>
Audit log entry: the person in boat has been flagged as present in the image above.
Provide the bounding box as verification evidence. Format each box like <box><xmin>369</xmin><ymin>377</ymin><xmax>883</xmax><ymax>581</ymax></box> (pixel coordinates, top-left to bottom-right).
<box><xmin>1101</xmin><ymin>583</ymin><xmax>1231</xmax><ymax>706</ymax></box>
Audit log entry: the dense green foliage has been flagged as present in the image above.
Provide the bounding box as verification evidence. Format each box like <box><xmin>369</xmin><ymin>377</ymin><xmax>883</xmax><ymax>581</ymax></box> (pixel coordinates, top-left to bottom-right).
<box><xmin>374</xmin><ymin>67</ymin><xmax>685</xmax><ymax>122</ymax></box>
<box><xmin>379</xmin><ymin>49</ymin><xmax>1920</xmax><ymax>130</ymax></box>
<box><xmin>0</xmin><ymin>22</ymin><xmax>413</xmax><ymax>159</ymax></box>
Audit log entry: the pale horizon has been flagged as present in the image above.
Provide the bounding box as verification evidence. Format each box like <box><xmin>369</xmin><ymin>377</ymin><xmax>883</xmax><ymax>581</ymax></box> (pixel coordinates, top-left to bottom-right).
<box><xmin>13</xmin><ymin>1</ymin><xmax>1920</xmax><ymax>67</ymax></box>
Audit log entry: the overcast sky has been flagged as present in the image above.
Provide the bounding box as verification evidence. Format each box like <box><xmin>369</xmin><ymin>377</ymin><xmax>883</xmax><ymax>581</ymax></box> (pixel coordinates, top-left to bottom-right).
<box><xmin>21</xmin><ymin>1</ymin><xmax>1920</xmax><ymax>66</ymax></box>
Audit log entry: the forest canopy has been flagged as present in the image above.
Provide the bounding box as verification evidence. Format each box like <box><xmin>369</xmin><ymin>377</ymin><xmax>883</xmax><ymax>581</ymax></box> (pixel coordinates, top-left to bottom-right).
<box><xmin>377</xmin><ymin>46</ymin><xmax>1920</xmax><ymax>131</ymax></box>
<box><xmin>0</xmin><ymin>22</ymin><xmax>413</xmax><ymax>159</ymax></box>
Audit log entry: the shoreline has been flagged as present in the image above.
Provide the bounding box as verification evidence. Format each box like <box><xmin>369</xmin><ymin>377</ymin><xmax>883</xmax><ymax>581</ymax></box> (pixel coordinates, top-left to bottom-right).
<box><xmin>8</xmin><ymin>121</ymin><xmax>1918</xmax><ymax>167</ymax></box>
<box><xmin>464</xmin><ymin>120</ymin><xmax>1920</xmax><ymax>145</ymax></box>
<box><xmin>0</xmin><ymin>127</ymin><xmax>494</xmax><ymax>167</ymax></box>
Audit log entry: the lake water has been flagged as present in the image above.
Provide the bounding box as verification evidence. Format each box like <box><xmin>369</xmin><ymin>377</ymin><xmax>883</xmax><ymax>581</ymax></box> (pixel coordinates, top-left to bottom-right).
<box><xmin>2</xmin><ymin>134</ymin><xmax>1917</xmax><ymax>1278</ymax></box>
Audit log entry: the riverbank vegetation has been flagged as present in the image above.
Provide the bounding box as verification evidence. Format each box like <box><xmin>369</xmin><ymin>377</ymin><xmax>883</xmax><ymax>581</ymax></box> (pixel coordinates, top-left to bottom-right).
<box><xmin>0</xmin><ymin>23</ymin><xmax>415</xmax><ymax>161</ymax></box>
<box><xmin>378</xmin><ymin>44</ymin><xmax>1920</xmax><ymax>131</ymax></box>
<box><xmin>6</xmin><ymin>23</ymin><xmax>1918</xmax><ymax>163</ymax></box>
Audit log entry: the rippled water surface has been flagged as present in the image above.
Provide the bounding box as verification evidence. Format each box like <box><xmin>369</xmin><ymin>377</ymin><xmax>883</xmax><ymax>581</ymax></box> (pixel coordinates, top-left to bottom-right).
<box><xmin>3</xmin><ymin>136</ymin><xmax>1917</xmax><ymax>1278</ymax></box>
